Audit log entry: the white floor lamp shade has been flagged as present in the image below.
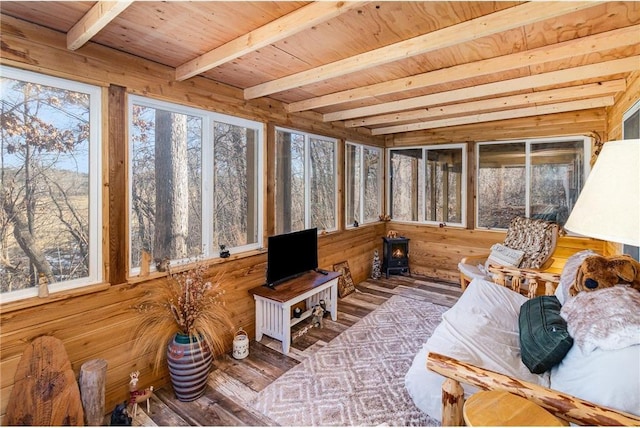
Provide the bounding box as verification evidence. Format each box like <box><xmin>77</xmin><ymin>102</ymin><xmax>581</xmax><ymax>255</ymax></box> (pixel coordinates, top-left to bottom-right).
<box><xmin>564</xmin><ymin>139</ymin><xmax>640</xmax><ymax>247</ymax></box>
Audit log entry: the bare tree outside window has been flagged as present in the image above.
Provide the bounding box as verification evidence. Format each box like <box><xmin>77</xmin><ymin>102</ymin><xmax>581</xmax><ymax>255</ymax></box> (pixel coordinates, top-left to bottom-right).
<box><xmin>275</xmin><ymin>129</ymin><xmax>336</xmax><ymax>234</ymax></box>
<box><xmin>1</xmin><ymin>73</ymin><xmax>96</xmax><ymax>294</ymax></box>
<box><xmin>130</xmin><ymin>97</ymin><xmax>262</xmax><ymax>271</ymax></box>
<box><xmin>309</xmin><ymin>137</ymin><xmax>335</xmax><ymax>231</ymax></box>
<box><xmin>346</xmin><ymin>143</ymin><xmax>381</xmax><ymax>226</ymax></box>
<box><xmin>363</xmin><ymin>147</ymin><xmax>382</xmax><ymax>223</ymax></box>
<box><xmin>345</xmin><ymin>144</ymin><xmax>362</xmax><ymax>225</ymax></box>
<box><xmin>213</xmin><ymin>122</ymin><xmax>258</xmax><ymax>249</ymax></box>
<box><xmin>390</xmin><ymin>149</ymin><xmax>423</xmax><ymax>222</ymax></box>
<box><xmin>130</xmin><ymin>104</ymin><xmax>202</xmax><ymax>269</ymax></box>
<box><xmin>389</xmin><ymin>145</ymin><xmax>465</xmax><ymax>225</ymax></box>
<box><xmin>477</xmin><ymin>139</ymin><xmax>587</xmax><ymax>229</ymax></box>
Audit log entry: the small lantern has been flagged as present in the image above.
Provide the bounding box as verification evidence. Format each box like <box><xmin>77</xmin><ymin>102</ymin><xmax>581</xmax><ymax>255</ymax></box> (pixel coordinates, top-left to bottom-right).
<box><xmin>232</xmin><ymin>328</ymin><xmax>249</xmax><ymax>359</ymax></box>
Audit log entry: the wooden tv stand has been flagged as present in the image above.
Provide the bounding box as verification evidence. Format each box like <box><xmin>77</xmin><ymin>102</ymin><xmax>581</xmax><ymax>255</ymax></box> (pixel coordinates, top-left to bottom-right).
<box><xmin>248</xmin><ymin>270</ymin><xmax>340</xmax><ymax>354</ymax></box>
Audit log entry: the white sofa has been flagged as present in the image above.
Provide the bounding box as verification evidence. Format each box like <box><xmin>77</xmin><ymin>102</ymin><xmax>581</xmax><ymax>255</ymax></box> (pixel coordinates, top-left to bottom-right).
<box><xmin>405</xmin><ymin>252</ymin><xmax>640</xmax><ymax>424</ymax></box>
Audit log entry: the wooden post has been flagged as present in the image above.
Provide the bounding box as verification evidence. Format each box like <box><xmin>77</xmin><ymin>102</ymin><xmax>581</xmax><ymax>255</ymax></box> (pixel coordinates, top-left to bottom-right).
<box><xmin>140</xmin><ymin>250</ymin><xmax>151</xmax><ymax>277</ymax></box>
<box><xmin>79</xmin><ymin>358</ymin><xmax>108</xmax><ymax>426</ymax></box>
<box><xmin>442</xmin><ymin>378</ymin><xmax>465</xmax><ymax>426</ymax></box>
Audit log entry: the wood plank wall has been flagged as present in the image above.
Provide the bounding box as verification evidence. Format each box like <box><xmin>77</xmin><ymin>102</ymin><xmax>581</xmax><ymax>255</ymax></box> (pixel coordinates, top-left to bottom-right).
<box><xmin>385</xmin><ymin>223</ymin><xmax>607</xmax><ymax>283</ymax></box>
<box><xmin>0</xmin><ymin>14</ymin><xmax>637</xmax><ymax>420</ymax></box>
<box><xmin>0</xmin><ymin>15</ymin><xmax>389</xmax><ymax>418</ymax></box>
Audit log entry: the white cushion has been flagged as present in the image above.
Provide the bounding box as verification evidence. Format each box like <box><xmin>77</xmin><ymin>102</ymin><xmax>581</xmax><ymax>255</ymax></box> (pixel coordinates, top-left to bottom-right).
<box><xmin>405</xmin><ymin>278</ymin><xmax>550</xmax><ymax>421</ymax></box>
<box><xmin>551</xmin><ymin>344</ymin><xmax>640</xmax><ymax>416</ymax></box>
<box><xmin>457</xmin><ymin>262</ymin><xmax>489</xmax><ymax>281</ymax></box>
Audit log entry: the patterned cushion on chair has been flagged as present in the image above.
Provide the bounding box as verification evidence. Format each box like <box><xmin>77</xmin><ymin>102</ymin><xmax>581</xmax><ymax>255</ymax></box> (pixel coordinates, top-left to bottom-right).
<box><xmin>502</xmin><ymin>216</ymin><xmax>558</xmax><ymax>269</ymax></box>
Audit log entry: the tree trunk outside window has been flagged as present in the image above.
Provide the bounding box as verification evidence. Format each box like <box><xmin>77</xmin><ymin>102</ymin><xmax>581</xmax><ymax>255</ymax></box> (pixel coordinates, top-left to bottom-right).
<box><xmin>154</xmin><ymin>110</ymin><xmax>188</xmax><ymax>261</ymax></box>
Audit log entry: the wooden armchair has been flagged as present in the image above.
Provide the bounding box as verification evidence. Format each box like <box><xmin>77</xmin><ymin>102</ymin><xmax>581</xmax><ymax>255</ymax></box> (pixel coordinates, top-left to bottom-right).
<box><xmin>458</xmin><ymin>216</ymin><xmax>559</xmax><ymax>291</ymax></box>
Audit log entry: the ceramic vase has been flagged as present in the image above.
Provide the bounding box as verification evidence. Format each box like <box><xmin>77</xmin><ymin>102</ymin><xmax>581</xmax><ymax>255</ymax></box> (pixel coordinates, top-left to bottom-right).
<box><xmin>166</xmin><ymin>333</ymin><xmax>212</xmax><ymax>401</ymax></box>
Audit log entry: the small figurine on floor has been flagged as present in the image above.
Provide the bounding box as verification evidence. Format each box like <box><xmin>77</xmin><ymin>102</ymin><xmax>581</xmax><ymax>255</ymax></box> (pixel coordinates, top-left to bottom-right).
<box><xmin>311</xmin><ymin>305</ymin><xmax>324</xmax><ymax>328</ymax></box>
<box><xmin>129</xmin><ymin>371</ymin><xmax>153</xmax><ymax>418</ymax></box>
<box><xmin>371</xmin><ymin>249</ymin><xmax>381</xmax><ymax>280</ymax></box>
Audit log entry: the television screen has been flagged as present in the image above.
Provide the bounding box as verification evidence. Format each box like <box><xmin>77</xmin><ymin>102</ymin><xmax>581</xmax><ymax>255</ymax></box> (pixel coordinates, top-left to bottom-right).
<box><xmin>266</xmin><ymin>228</ymin><xmax>318</xmax><ymax>287</ymax></box>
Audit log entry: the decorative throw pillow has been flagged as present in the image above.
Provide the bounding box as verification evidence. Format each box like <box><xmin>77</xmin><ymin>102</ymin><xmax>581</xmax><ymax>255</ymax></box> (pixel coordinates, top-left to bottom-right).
<box><xmin>519</xmin><ymin>295</ymin><xmax>573</xmax><ymax>374</ymax></box>
<box><xmin>484</xmin><ymin>243</ymin><xmax>525</xmax><ymax>271</ymax></box>
<box><xmin>503</xmin><ymin>216</ymin><xmax>558</xmax><ymax>269</ymax></box>
<box><xmin>478</xmin><ymin>244</ymin><xmax>524</xmax><ymax>276</ymax></box>
<box><xmin>560</xmin><ymin>285</ymin><xmax>640</xmax><ymax>354</ymax></box>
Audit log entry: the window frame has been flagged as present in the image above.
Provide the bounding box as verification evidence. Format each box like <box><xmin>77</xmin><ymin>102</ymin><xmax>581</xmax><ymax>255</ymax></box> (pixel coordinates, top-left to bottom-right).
<box><xmin>622</xmin><ymin>99</ymin><xmax>640</xmax><ymax>139</ymax></box>
<box><xmin>0</xmin><ymin>66</ymin><xmax>103</xmax><ymax>302</ymax></box>
<box><xmin>128</xmin><ymin>95</ymin><xmax>264</xmax><ymax>275</ymax></box>
<box><xmin>386</xmin><ymin>143</ymin><xmax>467</xmax><ymax>227</ymax></box>
<box><xmin>274</xmin><ymin>126</ymin><xmax>338</xmax><ymax>234</ymax></box>
<box><xmin>475</xmin><ymin>136</ymin><xmax>591</xmax><ymax>231</ymax></box>
<box><xmin>345</xmin><ymin>141</ymin><xmax>383</xmax><ymax>228</ymax></box>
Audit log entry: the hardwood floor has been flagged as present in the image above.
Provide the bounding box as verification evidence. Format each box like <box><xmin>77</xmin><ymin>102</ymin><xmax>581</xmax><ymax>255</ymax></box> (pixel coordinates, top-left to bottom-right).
<box><xmin>130</xmin><ymin>275</ymin><xmax>462</xmax><ymax>426</ymax></box>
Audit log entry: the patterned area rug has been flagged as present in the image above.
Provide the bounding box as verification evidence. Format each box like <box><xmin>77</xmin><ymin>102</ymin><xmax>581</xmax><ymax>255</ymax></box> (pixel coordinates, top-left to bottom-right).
<box><xmin>249</xmin><ymin>294</ymin><xmax>446</xmax><ymax>426</ymax></box>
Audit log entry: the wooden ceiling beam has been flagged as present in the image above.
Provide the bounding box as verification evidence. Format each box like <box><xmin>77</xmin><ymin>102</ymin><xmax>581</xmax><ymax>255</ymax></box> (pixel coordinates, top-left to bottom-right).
<box><xmin>288</xmin><ymin>25</ymin><xmax>640</xmax><ymax>113</ymax></box>
<box><xmin>175</xmin><ymin>1</ymin><xmax>367</xmax><ymax>81</ymax></box>
<box><xmin>371</xmin><ymin>97</ymin><xmax>615</xmax><ymax>135</ymax></box>
<box><xmin>243</xmin><ymin>1</ymin><xmax>601</xmax><ymax>100</ymax></box>
<box><xmin>67</xmin><ymin>1</ymin><xmax>133</xmax><ymax>50</ymax></box>
<box><xmin>324</xmin><ymin>56</ymin><xmax>640</xmax><ymax>122</ymax></box>
<box><xmin>346</xmin><ymin>80</ymin><xmax>626</xmax><ymax>127</ymax></box>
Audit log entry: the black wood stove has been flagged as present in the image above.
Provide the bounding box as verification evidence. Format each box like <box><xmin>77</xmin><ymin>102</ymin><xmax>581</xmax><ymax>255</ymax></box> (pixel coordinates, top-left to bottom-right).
<box><xmin>382</xmin><ymin>237</ymin><xmax>410</xmax><ymax>278</ymax></box>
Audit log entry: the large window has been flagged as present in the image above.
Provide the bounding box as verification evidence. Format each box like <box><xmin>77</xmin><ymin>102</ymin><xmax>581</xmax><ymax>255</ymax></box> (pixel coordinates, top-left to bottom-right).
<box><xmin>388</xmin><ymin>144</ymin><xmax>466</xmax><ymax>226</ymax></box>
<box><xmin>275</xmin><ymin>128</ymin><xmax>336</xmax><ymax>234</ymax></box>
<box><xmin>129</xmin><ymin>96</ymin><xmax>262</xmax><ymax>272</ymax></box>
<box><xmin>345</xmin><ymin>142</ymin><xmax>382</xmax><ymax>227</ymax></box>
<box><xmin>477</xmin><ymin>137</ymin><xmax>590</xmax><ymax>229</ymax></box>
<box><xmin>1</xmin><ymin>66</ymin><xmax>102</xmax><ymax>301</ymax></box>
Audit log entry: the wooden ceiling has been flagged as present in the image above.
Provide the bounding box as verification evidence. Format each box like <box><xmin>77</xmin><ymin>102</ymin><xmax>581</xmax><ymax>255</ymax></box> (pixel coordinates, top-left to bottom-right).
<box><xmin>2</xmin><ymin>1</ymin><xmax>639</xmax><ymax>136</ymax></box>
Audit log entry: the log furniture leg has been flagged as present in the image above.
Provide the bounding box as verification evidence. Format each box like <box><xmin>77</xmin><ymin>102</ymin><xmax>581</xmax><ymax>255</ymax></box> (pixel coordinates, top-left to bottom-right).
<box><xmin>441</xmin><ymin>378</ymin><xmax>465</xmax><ymax>426</ymax></box>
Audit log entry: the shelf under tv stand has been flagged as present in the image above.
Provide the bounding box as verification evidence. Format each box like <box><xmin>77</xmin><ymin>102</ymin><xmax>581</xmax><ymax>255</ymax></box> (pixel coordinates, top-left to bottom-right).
<box><xmin>248</xmin><ymin>270</ymin><xmax>340</xmax><ymax>354</ymax></box>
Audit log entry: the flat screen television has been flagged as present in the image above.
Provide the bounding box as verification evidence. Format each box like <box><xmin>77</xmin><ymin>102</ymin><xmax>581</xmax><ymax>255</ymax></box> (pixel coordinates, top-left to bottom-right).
<box><xmin>266</xmin><ymin>228</ymin><xmax>318</xmax><ymax>287</ymax></box>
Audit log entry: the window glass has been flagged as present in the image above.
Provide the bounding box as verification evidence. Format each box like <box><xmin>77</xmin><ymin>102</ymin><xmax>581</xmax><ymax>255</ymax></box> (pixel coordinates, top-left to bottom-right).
<box><xmin>130</xmin><ymin>104</ymin><xmax>202</xmax><ymax>268</ymax></box>
<box><xmin>623</xmin><ymin>100</ymin><xmax>639</xmax><ymax>139</ymax></box>
<box><xmin>309</xmin><ymin>137</ymin><xmax>336</xmax><ymax>231</ymax></box>
<box><xmin>275</xmin><ymin>128</ymin><xmax>337</xmax><ymax>234</ymax></box>
<box><xmin>345</xmin><ymin>144</ymin><xmax>361</xmax><ymax>226</ymax></box>
<box><xmin>1</xmin><ymin>66</ymin><xmax>101</xmax><ymax>300</ymax></box>
<box><xmin>389</xmin><ymin>145</ymin><xmax>465</xmax><ymax>226</ymax></box>
<box><xmin>275</xmin><ymin>130</ymin><xmax>305</xmax><ymax>233</ymax></box>
<box><xmin>477</xmin><ymin>138</ymin><xmax>588</xmax><ymax>229</ymax></box>
<box><xmin>477</xmin><ymin>142</ymin><xmax>526</xmax><ymax>228</ymax></box>
<box><xmin>390</xmin><ymin>149</ymin><xmax>423</xmax><ymax>222</ymax></box>
<box><xmin>363</xmin><ymin>147</ymin><xmax>382</xmax><ymax>223</ymax></box>
<box><xmin>130</xmin><ymin>96</ymin><xmax>263</xmax><ymax>272</ymax></box>
<box><xmin>346</xmin><ymin>143</ymin><xmax>382</xmax><ymax>226</ymax></box>
<box><xmin>212</xmin><ymin>122</ymin><xmax>259</xmax><ymax>249</ymax></box>
<box><xmin>425</xmin><ymin>148</ymin><xmax>464</xmax><ymax>223</ymax></box>
<box><xmin>530</xmin><ymin>141</ymin><xmax>584</xmax><ymax>225</ymax></box>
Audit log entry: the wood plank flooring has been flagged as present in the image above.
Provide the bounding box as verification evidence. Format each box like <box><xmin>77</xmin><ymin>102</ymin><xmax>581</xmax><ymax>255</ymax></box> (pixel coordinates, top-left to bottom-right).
<box><xmin>130</xmin><ymin>275</ymin><xmax>462</xmax><ymax>426</ymax></box>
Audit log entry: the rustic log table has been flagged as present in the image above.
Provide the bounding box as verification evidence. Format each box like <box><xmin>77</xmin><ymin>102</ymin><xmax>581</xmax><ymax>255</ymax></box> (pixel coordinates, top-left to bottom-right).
<box><xmin>249</xmin><ymin>270</ymin><xmax>339</xmax><ymax>354</ymax></box>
